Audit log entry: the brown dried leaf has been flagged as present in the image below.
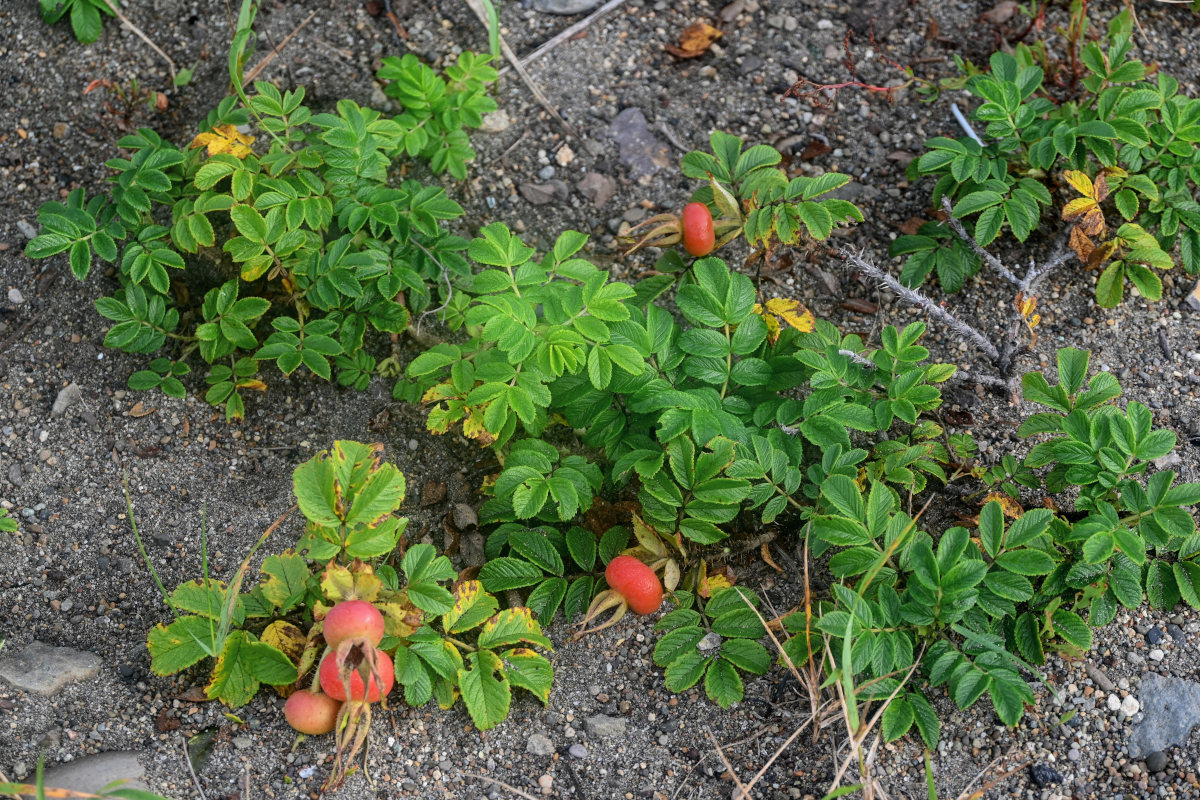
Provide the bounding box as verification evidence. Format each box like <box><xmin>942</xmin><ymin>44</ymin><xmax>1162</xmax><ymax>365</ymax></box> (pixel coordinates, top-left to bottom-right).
<box><xmin>801</xmin><ymin>138</ymin><xmax>832</xmax><ymax>160</ymax></box>
<box><xmin>981</xmin><ymin>1</ymin><xmax>1019</xmax><ymax>25</ymax></box>
<box><xmin>983</xmin><ymin>491</ymin><xmax>1024</xmax><ymax>519</ymax></box>
<box><xmin>899</xmin><ymin>216</ymin><xmax>927</xmax><ymax>235</ymax></box>
<box><xmin>1079</xmin><ymin>207</ymin><xmax>1107</xmax><ymax>237</ymax></box>
<box><xmin>155</xmin><ymin>709</ymin><xmax>181</xmax><ymax>733</ymax></box>
<box><xmin>666</xmin><ymin>22</ymin><xmax>722</xmax><ymax>59</ymax></box>
<box><xmin>761</xmin><ymin>542</ymin><xmax>783</xmax><ymax>573</ymax></box>
<box><xmin>1087</xmin><ymin>240</ymin><xmax>1118</xmax><ymax>270</ymax></box>
<box><xmin>943</xmin><ymin>408</ymin><xmax>975</xmax><ymax>426</ymax></box>
<box><xmin>840</xmin><ymin>298</ymin><xmax>878</xmax><ymax>314</ymax></box>
<box><xmin>128</xmin><ymin>402</ymin><xmax>156</xmax><ymax>418</ymax></box>
<box><xmin>421</xmin><ymin>481</ymin><xmax>447</xmax><ymax>507</ymax></box>
<box><xmin>178</xmin><ymin>686</ymin><xmax>211</xmax><ymax>702</ymax></box>
<box><xmin>1069</xmin><ymin>225</ymin><xmax>1095</xmax><ymax>262</ymax></box>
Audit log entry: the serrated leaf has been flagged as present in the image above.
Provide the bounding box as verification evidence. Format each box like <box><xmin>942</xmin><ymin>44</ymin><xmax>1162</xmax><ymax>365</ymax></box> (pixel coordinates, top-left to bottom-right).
<box><xmin>478</xmin><ymin>607</ymin><xmax>553</xmax><ymax>651</ymax></box>
<box><xmin>458</xmin><ymin>649</ymin><xmax>511</xmax><ymax>730</ymax></box>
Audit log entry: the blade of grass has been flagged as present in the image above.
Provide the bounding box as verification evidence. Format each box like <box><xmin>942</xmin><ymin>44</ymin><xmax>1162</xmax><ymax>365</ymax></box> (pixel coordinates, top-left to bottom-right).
<box><xmin>123</xmin><ymin>471</ymin><xmax>172</xmax><ymax>610</ymax></box>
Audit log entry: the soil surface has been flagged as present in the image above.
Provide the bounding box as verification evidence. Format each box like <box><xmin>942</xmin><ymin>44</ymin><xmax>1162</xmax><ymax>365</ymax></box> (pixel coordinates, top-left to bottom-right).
<box><xmin>2</xmin><ymin>1</ymin><xmax>1200</xmax><ymax>799</ymax></box>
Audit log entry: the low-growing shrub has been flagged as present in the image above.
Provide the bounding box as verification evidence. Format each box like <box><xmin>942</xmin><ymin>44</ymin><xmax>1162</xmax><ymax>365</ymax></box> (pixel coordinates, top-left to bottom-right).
<box><xmin>895</xmin><ymin>10</ymin><xmax>1194</xmax><ymax>306</ymax></box>
<box><xmin>25</xmin><ymin>28</ymin><xmax>496</xmax><ymax>419</ymax></box>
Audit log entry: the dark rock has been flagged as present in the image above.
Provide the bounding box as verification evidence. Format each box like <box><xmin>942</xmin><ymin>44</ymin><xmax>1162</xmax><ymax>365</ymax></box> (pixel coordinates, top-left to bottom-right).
<box><xmin>1147</xmin><ymin>627</ymin><xmax>1165</xmax><ymax>645</ymax></box>
<box><xmin>519</xmin><ymin>180</ymin><xmax>570</xmax><ymax>206</ymax></box>
<box><xmin>576</xmin><ymin>172</ymin><xmax>616</xmax><ymax>208</ymax></box>
<box><xmin>1146</xmin><ymin>751</ymin><xmax>1168</xmax><ymax>773</ymax></box>
<box><xmin>847</xmin><ymin>0</ymin><xmax>909</xmax><ymax>40</ymax></box>
<box><xmin>1029</xmin><ymin>763</ymin><xmax>1063</xmax><ymax>788</ymax></box>
<box><xmin>606</xmin><ymin>108</ymin><xmax>671</xmax><ymax>181</ymax></box>
<box><xmin>1167</xmin><ymin>623</ymin><xmax>1185</xmax><ymax>640</ymax></box>
<box><xmin>1127</xmin><ymin>673</ymin><xmax>1200</xmax><ymax>758</ymax></box>
<box><xmin>532</xmin><ymin>0</ymin><xmax>603</xmax><ymax>13</ymax></box>
<box><xmin>740</xmin><ymin>55</ymin><xmax>765</xmax><ymax>75</ymax></box>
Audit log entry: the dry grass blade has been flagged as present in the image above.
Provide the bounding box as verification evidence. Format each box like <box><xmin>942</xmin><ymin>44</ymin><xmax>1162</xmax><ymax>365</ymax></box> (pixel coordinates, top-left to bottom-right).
<box><xmin>97</xmin><ymin>0</ymin><xmax>178</xmax><ymax>84</ymax></box>
<box><xmin>706</xmin><ymin>729</ymin><xmax>753</xmax><ymax>799</ymax></box>
<box><xmin>465</xmin><ymin>773</ymin><xmax>542</xmax><ymax>800</ymax></box>
<box><xmin>954</xmin><ymin>748</ymin><xmax>1029</xmax><ymax>800</ymax></box>
<box><xmin>242</xmin><ymin>10</ymin><xmax>318</xmax><ymax>86</ymax></box>
<box><xmin>510</xmin><ymin>0</ymin><xmax>630</xmax><ymax>71</ymax></box>
<box><xmin>462</xmin><ymin>0</ymin><xmax>580</xmax><ymax>141</ymax></box>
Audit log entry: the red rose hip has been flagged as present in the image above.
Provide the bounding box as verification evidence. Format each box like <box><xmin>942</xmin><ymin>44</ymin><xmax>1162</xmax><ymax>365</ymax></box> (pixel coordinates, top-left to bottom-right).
<box><xmin>681</xmin><ymin>202</ymin><xmax>715</xmax><ymax>257</ymax></box>
<box><xmin>323</xmin><ymin>600</ymin><xmax>385</xmax><ymax>648</ymax></box>
<box><xmin>605</xmin><ymin>555</ymin><xmax>663</xmax><ymax>615</ymax></box>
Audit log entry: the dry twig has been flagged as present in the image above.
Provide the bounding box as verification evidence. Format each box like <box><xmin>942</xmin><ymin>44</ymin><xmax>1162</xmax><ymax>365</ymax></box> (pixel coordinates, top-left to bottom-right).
<box><xmin>462</xmin><ymin>0</ymin><xmax>580</xmax><ymax>141</ymax></box>
<box><xmin>97</xmin><ymin>0</ymin><xmax>178</xmax><ymax>84</ymax></box>
<box><xmin>242</xmin><ymin>10</ymin><xmax>318</xmax><ymax>86</ymax></box>
<box><xmin>507</xmin><ymin>0</ymin><xmax>630</xmax><ymax>72</ymax></box>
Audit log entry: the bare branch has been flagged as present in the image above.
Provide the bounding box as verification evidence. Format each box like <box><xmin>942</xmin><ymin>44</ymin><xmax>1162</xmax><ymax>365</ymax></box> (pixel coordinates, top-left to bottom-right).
<box><xmin>939</xmin><ymin>196</ymin><xmax>1020</xmax><ymax>285</ymax></box>
<box><xmin>839</xmin><ymin>248</ymin><xmax>1002</xmax><ymax>362</ymax></box>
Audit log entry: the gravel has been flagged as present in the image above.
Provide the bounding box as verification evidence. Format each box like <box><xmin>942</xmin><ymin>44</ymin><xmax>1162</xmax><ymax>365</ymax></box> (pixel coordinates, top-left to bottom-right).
<box><xmin>2</xmin><ymin>0</ymin><xmax>1200</xmax><ymax>798</ymax></box>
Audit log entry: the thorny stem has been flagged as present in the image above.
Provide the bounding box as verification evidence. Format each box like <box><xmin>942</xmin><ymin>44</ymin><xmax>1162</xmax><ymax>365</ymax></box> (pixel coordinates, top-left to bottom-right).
<box><xmin>1019</xmin><ymin>232</ymin><xmax>1073</xmax><ymax>293</ymax></box>
<box><xmin>939</xmin><ymin>196</ymin><xmax>1021</xmax><ymax>285</ymax></box>
<box><xmin>838</xmin><ymin>247</ymin><xmax>1002</xmax><ymax>363</ymax></box>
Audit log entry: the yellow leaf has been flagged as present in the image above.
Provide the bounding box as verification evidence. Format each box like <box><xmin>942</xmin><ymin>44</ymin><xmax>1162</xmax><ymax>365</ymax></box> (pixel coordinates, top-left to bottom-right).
<box><xmin>321</xmin><ymin>562</ymin><xmax>382</xmax><ymax>603</ymax></box>
<box><xmin>190</xmin><ymin>124</ymin><xmax>255</xmax><ymax>158</ymax></box>
<box><xmin>759</xmin><ymin>309</ymin><xmax>781</xmax><ymax>344</ymax></box>
<box><xmin>1062</xmin><ymin>170</ymin><xmax>1095</xmax><ymax>199</ymax></box>
<box><xmin>1061</xmin><ymin>197</ymin><xmax>1097</xmax><ymax>221</ymax></box>
<box><xmin>462</xmin><ymin>406</ymin><xmax>496</xmax><ymax>446</ymax></box>
<box><xmin>764</xmin><ymin>298</ymin><xmax>815</xmax><ymax>332</ymax></box>
<box><xmin>379</xmin><ymin>598</ymin><xmax>423</xmax><ymax>638</ymax></box>
<box><xmin>236</xmin><ymin>379</ymin><xmax>268</xmax><ymax>392</ymax></box>
<box><xmin>706</xmin><ymin>573</ymin><xmax>733</xmax><ymax>593</ymax></box>
<box><xmin>422</xmin><ymin>382</ymin><xmax>459</xmax><ymax>404</ymax></box>
<box><xmin>983</xmin><ymin>491</ymin><xmax>1024</xmax><ymax>519</ymax></box>
<box><xmin>261</xmin><ymin>620</ymin><xmax>306</xmax><ymax>665</ymax></box>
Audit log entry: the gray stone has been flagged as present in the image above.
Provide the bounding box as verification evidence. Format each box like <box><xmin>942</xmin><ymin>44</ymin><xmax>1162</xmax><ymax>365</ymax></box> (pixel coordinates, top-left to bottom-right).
<box><xmin>584</xmin><ymin>714</ymin><xmax>627</xmax><ymax>739</ymax></box>
<box><xmin>606</xmin><ymin>108</ymin><xmax>671</xmax><ymax>181</ymax></box>
<box><xmin>1086</xmin><ymin>663</ymin><xmax>1116</xmax><ymax>693</ymax></box>
<box><xmin>1146</xmin><ymin>750</ymin><xmax>1168</xmax><ymax>773</ymax></box>
<box><xmin>697</xmin><ymin>632</ymin><xmax>722</xmax><ymax>651</ymax></box>
<box><xmin>576</xmin><ymin>172</ymin><xmax>616</xmax><ymax>208</ymax></box>
<box><xmin>532</xmin><ymin>0</ymin><xmax>603</xmax><ymax>14</ymax></box>
<box><xmin>0</xmin><ymin>641</ymin><xmax>102</xmax><ymax>696</ymax></box>
<box><xmin>568</xmin><ymin>743</ymin><xmax>588</xmax><ymax>759</ymax></box>
<box><xmin>16</xmin><ymin>219</ymin><xmax>38</xmax><ymax>240</ymax></box>
<box><xmin>51</xmin><ymin>382</ymin><xmax>82</xmax><ymax>417</ymax></box>
<box><xmin>526</xmin><ymin>733</ymin><xmax>555</xmax><ymax>756</ymax></box>
<box><xmin>452</xmin><ymin>502</ymin><xmax>478</xmax><ymax>530</ymax></box>
<box><xmin>7</xmin><ymin>288</ymin><xmax>24</xmax><ymax>305</ymax></box>
<box><xmin>519</xmin><ymin>180</ymin><xmax>570</xmax><ymax>206</ymax></box>
<box><xmin>1127</xmin><ymin>673</ymin><xmax>1200</xmax><ymax>758</ymax></box>
<box><xmin>40</xmin><ymin>752</ymin><xmax>148</xmax><ymax>794</ymax></box>
<box><xmin>1187</xmin><ymin>278</ymin><xmax>1200</xmax><ymax>312</ymax></box>
<box><xmin>479</xmin><ymin>110</ymin><xmax>512</xmax><ymax>134</ymax></box>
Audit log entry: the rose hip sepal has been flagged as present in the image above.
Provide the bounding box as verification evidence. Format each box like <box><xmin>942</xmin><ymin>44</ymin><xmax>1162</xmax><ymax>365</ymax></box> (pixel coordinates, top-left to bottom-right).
<box><xmin>316</xmin><ymin>637</ymin><xmax>394</xmax><ymax>790</ymax></box>
<box><xmin>573</xmin><ymin>555</ymin><xmax>664</xmax><ymax>640</ymax></box>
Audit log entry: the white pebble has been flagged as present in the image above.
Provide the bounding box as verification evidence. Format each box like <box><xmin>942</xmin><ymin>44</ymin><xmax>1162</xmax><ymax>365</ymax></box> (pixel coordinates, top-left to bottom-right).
<box><xmin>1122</xmin><ymin>696</ymin><xmax>1141</xmax><ymax>716</ymax></box>
<box><xmin>1149</xmin><ymin>648</ymin><xmax>1165</xmax><ymax>662</ymax></box>
<box><xmin>1107</xmin><ymin>694</ymin><xmax>1122</xmax><ymax>711</ymax></box>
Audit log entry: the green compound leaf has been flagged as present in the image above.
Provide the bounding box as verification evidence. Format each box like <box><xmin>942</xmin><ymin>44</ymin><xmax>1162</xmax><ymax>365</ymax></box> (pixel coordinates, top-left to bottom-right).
<box><xmin>704</xmin><ymin>657</ymin><xmax>744</xmax><ymax>709</ymax></box>
<box><xmin>459</xmin><ymin>649</ymin><xmax>511</xmax><ymax>730</ymax></box>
